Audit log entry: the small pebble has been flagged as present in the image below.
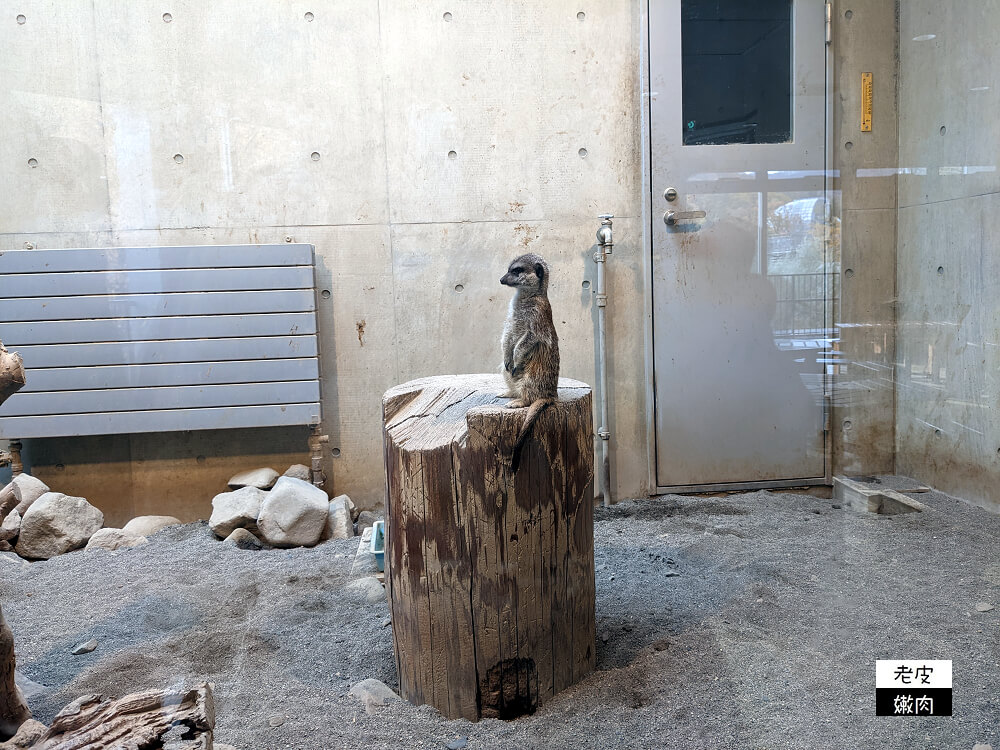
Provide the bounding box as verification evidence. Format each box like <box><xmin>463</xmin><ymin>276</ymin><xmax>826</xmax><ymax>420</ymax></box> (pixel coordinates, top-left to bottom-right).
<box><xmin>665</xmin><ymin>571</ymin><xmax>680</xmax><ymax>577</ymax></box>
<box><xmin>71</xmin><ymin>639</ymin><xmax>98</xmax><ymax>655</ymax></box>
<box><xmin>446</xmin><ymin>738</ymin><xmax>468</xmax><ymax>750</ymax></box>
<box><xmin>975</xmin><ymin>602</ymin><xmax>994</xmax><ymax>613</ymax></box>
<box><xmin>268</xmin><ymin>714</ymin><xmax>285</xmax><ymax>727</ymax></box>
<box><xmin>382</xmin><ymin>618</ymin><xmax>392</xmax><ymax>627</ymax></box>
<box><xmin>832</xmin><ymin>503</ymin><xmax>842</xmax><ymax>509</ymax></box>
<box><xmin>600</xmin><ymin>630</ymin><xmax>610</xmax><ymax>643</ymax></box>
<box><xmin>972</xmin><ymin>744</ymin><xmax>992</xmax><ymax>750</ymax></box>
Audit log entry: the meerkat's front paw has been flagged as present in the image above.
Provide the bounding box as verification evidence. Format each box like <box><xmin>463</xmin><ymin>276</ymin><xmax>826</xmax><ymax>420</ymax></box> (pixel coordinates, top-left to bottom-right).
<box><xmin>506</xmin><ymin>399</ymin><xmax>528</xmax><ymax>409</ymax></box>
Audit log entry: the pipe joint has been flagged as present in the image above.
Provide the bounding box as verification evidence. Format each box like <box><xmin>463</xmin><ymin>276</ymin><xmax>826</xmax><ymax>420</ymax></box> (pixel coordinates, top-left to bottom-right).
<box><xmin>598</xmin><ymin>430</ymin><xmax>611</xmax><ymax>440</ymax></box>
<box><xmin>595</xmin><ymin>293</ymin><xmax>608</xmax><ymax>308</ymax></box>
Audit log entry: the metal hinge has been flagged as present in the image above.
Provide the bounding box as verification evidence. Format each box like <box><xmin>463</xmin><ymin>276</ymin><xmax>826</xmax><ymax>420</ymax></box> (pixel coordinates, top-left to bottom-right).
<box><xmin>825</xmin><ymin>3</ymin><xmax>832</xmax><ymax>45</ymax></box>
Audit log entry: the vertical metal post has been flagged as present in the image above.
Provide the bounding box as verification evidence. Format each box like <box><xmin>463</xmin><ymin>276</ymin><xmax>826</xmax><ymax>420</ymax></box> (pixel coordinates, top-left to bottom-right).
<box><xmin>595</xmin><ymin>215</ymin><xmax>614</xmax><ymax>507</ymax></box>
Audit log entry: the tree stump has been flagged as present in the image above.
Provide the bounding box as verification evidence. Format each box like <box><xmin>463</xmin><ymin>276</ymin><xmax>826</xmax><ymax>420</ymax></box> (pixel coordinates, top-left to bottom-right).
<box><xmin>382</xmin><ymin>374</ymin><xmax>596</xmax><ymax>721</ymax></box>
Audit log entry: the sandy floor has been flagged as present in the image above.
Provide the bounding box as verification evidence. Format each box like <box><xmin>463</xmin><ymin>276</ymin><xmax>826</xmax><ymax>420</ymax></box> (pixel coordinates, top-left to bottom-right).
<box><xmin>2</xmin><ymin>483</ymin><xmax>998</xmax><ymax>749</ymax></box>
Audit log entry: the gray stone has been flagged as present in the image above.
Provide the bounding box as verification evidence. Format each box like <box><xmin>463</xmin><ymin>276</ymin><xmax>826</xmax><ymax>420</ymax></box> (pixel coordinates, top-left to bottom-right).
<box><xmin>256</xmin><ymin>477</ymin><xmax>328</xmax><ymax>548</ymax></box>
<box><xmin>344</xmin><ymin>576</ymin><xmax>386</xmax><ymax>604</ymax></box>
<box><xmin>975</xmin><ymin>602</ymin><xmax>995</xmax><ymax>613</ymax></box>
<box><xmin>446</xmin><ymin>738</ymin><xmax>468</xmax><ymax>750</ymax></box>
<box><xmin>16</xmin><ymin>492</ymin><xmax>104</xmax><ymax>560</ymax></box>
<box><xmin>356</xmin><ymin>510</ymin><xmax>378</xmax><ymax>532</ymax></box>
<box><xmin>0</xmin><ymin>508</ymin><xmax>20</xmax><ymax>542</ymax></box>
<box><xmin>9</xmin><ymin>474</ymin><xmax>49</xmax><ymax>518</ymax></box>
<box><xmin>224</xmin><ymin>527</ymin><xmax>265</xmax><ymax>551</ymax></box>
<box><xmin>85</xmin><ymin>528</ymin><xmax>148</xmax><ymax>551</ymax></box>
<box><xmin>227</xmin><ymin>467</ymin><xmax>279</xmax><ymax>490</ymax></box>
<box><xmin>71</xmin><ymin>639</ymin><xmax>98</xmax><ymax>655</ymax></box>
<box><xmin>122</xmin><ymin>515</ymin><xmax>181</xmax><ymax>537</ymax></box>
<box><xmin>972</xmin><ymin>745</ymin><xmax>993</xmax><ymax>750</ymax></box>
<box><xmin>214</xmin><ymin>745</ymin><xmax>239</xmax><ymax>750</ymax></box>
<box><xmin>283</xmin><ymin>463</ymin><xmax>311</xmax><ymax>481</ymax></box>
<box><xmin>14</xmin><ymin>670</ymin><xmax>47</xmax><ymax>700</ymax></box>
<box><xmin>349</xmin><ymin>678</ymin><xmax>399</xmax><ymax>714</ymax></box>
<box><xmin>267</xmin><ymin>714</ymin><xmax>285</xmax><ymax>727</ymax></box>
<box><xmin>209</xmin><ymin>486</ymin><xmax>265</xmax><ymax>538</ymax></box>
<box><xmin>322</xmin><ymin>496</ymin><xmax>354</xmax><ymax>541</ymax></box>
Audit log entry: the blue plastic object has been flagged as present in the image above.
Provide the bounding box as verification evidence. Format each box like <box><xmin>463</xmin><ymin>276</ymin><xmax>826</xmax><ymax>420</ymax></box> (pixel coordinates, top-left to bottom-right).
<box><xmin>371</xmin><ymin>520</ymin><xmax>385</xmax><ymax>572</ymax></box>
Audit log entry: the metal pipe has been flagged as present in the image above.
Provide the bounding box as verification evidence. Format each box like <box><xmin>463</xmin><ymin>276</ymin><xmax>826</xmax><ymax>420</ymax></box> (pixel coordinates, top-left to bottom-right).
<box><xmin>595</xmin><ymin>214</ymin><xmax>613</xmax><ymax>507</ymax></box>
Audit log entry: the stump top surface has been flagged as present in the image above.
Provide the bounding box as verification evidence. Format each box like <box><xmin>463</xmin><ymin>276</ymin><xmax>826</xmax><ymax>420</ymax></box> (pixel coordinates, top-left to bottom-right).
<box><xmin>383</xmin><ymin>374</ymin><xmax>590</xmax><ymax>451</ymax></box>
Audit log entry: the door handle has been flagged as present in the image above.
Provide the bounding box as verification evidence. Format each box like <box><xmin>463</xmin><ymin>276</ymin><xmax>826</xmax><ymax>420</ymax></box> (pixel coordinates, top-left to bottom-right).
<box><xmin>663</xmin><ymin>210</ymin><xmax>707</xmax><ymax>226</ymax></box>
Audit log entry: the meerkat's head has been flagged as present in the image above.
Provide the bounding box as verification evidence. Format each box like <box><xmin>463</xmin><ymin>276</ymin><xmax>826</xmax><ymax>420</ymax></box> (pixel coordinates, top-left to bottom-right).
<box><xmin>500</xmin><ymin>253</ymin><xmax>549</xmax><ymax>296</ymax></box>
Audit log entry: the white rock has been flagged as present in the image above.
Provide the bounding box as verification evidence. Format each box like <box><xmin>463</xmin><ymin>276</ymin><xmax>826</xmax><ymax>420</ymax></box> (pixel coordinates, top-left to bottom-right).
<box><xmin>15</xmin><ymin>492</ymin><xmax>104</xmax><ymax>560</ymax></box>
<box><xmin>349</xmin><ymin>678</ymin><xmax>399</xmax><ymax>714</ymax></box>
<box><xmin>0</xmin><ymin>508</ymin><xmax>20</xmax><ymax>542</ymax></box>
<box><xmin>122</xmin><ymin>515</ymin><xmax>181</xmax><ymax>537</ymax></box>
<box><xmin>344</xmin><ymin>577</ymin><xmax>386</xmax><ymax>604</ymax></box>
<box><xmin>85</xmin><ymin>528</ymin><xmax>148</xmax><ymax>551</ymax></box>
<box><xmin>256</xmin><ymin>477</ymin><xmax>328</xmax><ymax>548</ymax></box>
<box><xmin>334</xmin><ymin>493</ymin><xmax>360</xmax><ymax>522</ymax></box>
<box><xmin>10</xmin><ymin>474</ymin><xmax>50</xmax><ymax>517</ymax></box>
<box><xmin>223</xmin><ymin>527</ymin><xmax>265</xmax><ymax>550</ymax></box>
<box><xmin>322</xmin><ymin>496</ymin><xmax>354</xmax><ymax>541</ymax></box>
<box><xmin>227</xmin><ymin>467</ymin><xmax>279</xmax><ymax>490</ymax></box>
<box><xmin>209</xmin><ymin>486</ymin><xmax>265</xmax><ymax>538</ymax></box>
<box><xmin>283</xmin><ymin>464</ymin><xmax>311</xmax><ymax>481</ymax></box>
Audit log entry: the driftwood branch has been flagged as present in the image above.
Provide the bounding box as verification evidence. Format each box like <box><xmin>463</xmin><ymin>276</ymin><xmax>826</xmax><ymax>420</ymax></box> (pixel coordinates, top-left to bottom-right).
<box><xmin>0</xmin><ymin>343</ymin><xmax>25</xmax><ymax>408</ymax></box>
<box><xmin>0</xmin><ymin>606</ymin><xmax>31</xmax><ymax>742</ymax></box>
<box><xmin>34</xmin><ymin>683</ymin><xmax>215</xmax><ymax>750</ymax></box>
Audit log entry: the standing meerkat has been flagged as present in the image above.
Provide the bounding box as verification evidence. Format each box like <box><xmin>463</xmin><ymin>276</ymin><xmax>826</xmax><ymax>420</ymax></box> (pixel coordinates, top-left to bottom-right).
<box><xmin>499</xmin><ymin>252</ymin><xmax>560</xmax><ymax>471</ymax></box>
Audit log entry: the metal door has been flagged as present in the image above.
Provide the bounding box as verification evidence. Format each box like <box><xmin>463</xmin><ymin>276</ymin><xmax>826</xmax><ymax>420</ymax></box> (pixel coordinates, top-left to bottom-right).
<box><xmin>648</xmin><ymin>0</ymin><xmax>831</xmax><ymax>490</ymax></box>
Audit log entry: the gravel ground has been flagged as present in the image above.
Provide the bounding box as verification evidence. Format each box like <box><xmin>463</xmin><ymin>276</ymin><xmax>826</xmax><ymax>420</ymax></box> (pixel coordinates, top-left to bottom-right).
<box><xmin>2</xmin><ymin>482</ymin><xmax>998</xmax><ymax>749</ymax></box>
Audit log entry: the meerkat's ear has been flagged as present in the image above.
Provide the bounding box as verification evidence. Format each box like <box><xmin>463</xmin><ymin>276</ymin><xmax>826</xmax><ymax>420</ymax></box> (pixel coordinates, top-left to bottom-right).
<box><xmin>534</xmin><ymin>262</ymin><xmax>545</xmax><ymax>280</ymax></box>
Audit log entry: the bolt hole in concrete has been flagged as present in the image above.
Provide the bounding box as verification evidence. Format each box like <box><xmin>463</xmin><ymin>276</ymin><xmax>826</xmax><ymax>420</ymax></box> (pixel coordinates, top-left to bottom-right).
<box><xmin>162</xmin><ymin>12</ymin><xmax>172</xmax><ymax>22</ymax></box>
<box><xmin>448</xmin><ymin>150</ymin><xmax>457</xmax><ymax>159</ymax></box>
<box><xmin>843</xmin><ymin>420</ymin><xmax>853</xmax><ymax>430</ymax></box>
<box><xmin>845</xmin><ymin>268</ymin><xmax>854</xmax><ymax>278</ymax></box>
<box><xmin>940</xmin><ymin>125</ymin><xmax>947</xmax><ymax>135</ymax></box>
<box><xmin>579</xmin><ymin>147</ymin><xmax>588</xmax><ymax>158</ymax></box>
<box><xmin>173</xmin><ymin>153</ymin><xmax>184</xmax><ymax>164</ymax></box>
<box><xmin>55</xmin><ymin>463</ymin><xmax>65</xmax><ymax>471</ymax></box>
<box><xmin>16</xmin><ymin>14</ymin><xmax>26</xmax><ymax>24</ymax></box>
<box><xmin>938</xmin><ymin>266</ymin><xmax>945</xmax><ymax>275</ymax></box>
<box><xmin>935</xmin><ymin>429</ymin><xmax>943</xmax><ymax>438</ymax></box>
<box><xmin>27</xmin><ymin>157</ymin><xmax>37</xmax><ymax>168</ymax></box>
<box><xmin>321</xmin><ymin>289</ymin><xmax>331</xmax><ymax>299</ymax></box>
<box><xmin>304</xmin><ymin>11</ymin><xmax>314</xmax><ymax>22</ymax></box>
<box><xmin>577</xmin><ymin>11</ymin><xmax>586</xmax><ymax>21</ymax></box>
<box><xmin>443</xmin><ymin>11</ymin><xmax>452</xmax><ymax>22</ymax></box>
<box><xmin>845</xmin><ymin>9</ymin><xmax>853</xmax><ymax>19</ymax></box>
<box><xmin>454</xmin><ymin>284</ymin><xmax>464</xmax><ymax>293</ymax></box>
<box><xmin>196</xmin><ymin>455</ymin><xmax>206</xmax><ymax>464</ymax></box>
<box><xmin>331</xmin><ymin>448</ymin><xmax>341</xmax><ymax>457</ymax></box>
<box><xmin>845</xmin><ymin>141</ymin><xmax>853</xmax><ymax>150</ymax></box>
<box><xmin>311</xmin><ymin>151</ymin><xmax>321</xmax><ymax>161</ymax></box>
<box><xmin>582</xmin><ymin>280</ymin><xmax>591</xmax><ymax>289</ymax></box>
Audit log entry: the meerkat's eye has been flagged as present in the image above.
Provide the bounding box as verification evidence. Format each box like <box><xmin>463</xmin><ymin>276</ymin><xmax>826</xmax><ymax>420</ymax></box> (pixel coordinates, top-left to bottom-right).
<box><xmin>511</xmin><ymin>266</ymin><xmax>524</xmax><ymax>274</ymax></box>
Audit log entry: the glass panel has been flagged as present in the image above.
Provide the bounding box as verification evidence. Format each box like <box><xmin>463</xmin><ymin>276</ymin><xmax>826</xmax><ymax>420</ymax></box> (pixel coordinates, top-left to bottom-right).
<box><xmin>681</xmin><ymin>0</ymin><xmax>793</xmax><ymax>145</ymax></box>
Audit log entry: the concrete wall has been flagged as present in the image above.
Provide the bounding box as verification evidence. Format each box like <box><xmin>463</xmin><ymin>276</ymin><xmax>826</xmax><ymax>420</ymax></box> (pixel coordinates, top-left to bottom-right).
<box><xmin>895</xmin><ymin>0</ymin><xmax>1000</xmax><ymax>511</ymax></box>
<box><xmin>0</xmin><ymin>1</ymin><xmax>646</xmax><ymax>524</ymax></box>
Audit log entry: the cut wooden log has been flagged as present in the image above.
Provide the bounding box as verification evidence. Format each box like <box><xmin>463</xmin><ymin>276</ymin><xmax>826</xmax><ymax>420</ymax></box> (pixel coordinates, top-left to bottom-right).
<box><xmin>0</xmin><ymin>606</ymin><xmax>31</xmax><ymax>742</ymax></box>
<box><xmin>383</xmin><ymin>374</ymin><xmax>596</xmax><ymax>721</ymax></box>
<box><xmin>0</xmin><ymin>344</ymin><xmax>25</xmax><ymax>408</ymax></box>
<box><xmin>33</xmin><ymin>682</ymin><xmax>214</xmax><ymax>749</ymax></box>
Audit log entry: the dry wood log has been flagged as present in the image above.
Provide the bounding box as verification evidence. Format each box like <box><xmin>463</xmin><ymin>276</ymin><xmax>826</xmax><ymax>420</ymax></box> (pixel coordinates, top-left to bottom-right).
<box><xmin>0</xmin><ymin>344</ymin><xmax>25</xmax><ymax>408</ymax></box>
<box><xmin>383</xmin><ymin>374</ymin><xmax>596</xmax><ymax>721</ymax></box>
<box><xmin>0</xmin><ymin>607</ymin><xmax>31</xmax><ymax>742</ymax></box>
<box><xmin>33</xmin><ymin>682</ymin><xmax>214</xmax><ymax>750</ymax></box>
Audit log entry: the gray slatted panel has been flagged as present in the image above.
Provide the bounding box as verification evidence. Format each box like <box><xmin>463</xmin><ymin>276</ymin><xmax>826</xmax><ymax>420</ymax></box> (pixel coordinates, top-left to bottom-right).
<box><xmin>0</xmin><ymin>244</ymin><xmax>321</xmax><ymax>438</ymax></box>
<box><xmin>0</xmin><ymin>403</ymin><xmax>322</xmax><ymax>440</ymax></box>
<box><xmin>20</xmin><ymin>359</ymin><xmax>319</xmax><ymax>393</ymax></box>
<box><xmin>0</xmin><ymin>381</ymin><xmax>320</xmax><ymax>417</ymax></box>
<box><xmin>0</xmin><ymin>244</ymin><xmax>313</xmax><ymax>273</ymax></box>
<box><xmin>0</xmin><ymin>290</ymin><xmax>315</xmax><ymax>322</ymax></box>
<box><xmin>0</xmin><ymin>313</ymin><xmax>317</xmax><ymax>346</ymax></box>
<box><xmin>0</xmin><ymin>266</ymin><xmax>313</xmax><ymax>298</ymax></box>
<box><xmin>14</xmin><ymin>335</ymin><xmax>318</xmax><ymax>368</ymax></box>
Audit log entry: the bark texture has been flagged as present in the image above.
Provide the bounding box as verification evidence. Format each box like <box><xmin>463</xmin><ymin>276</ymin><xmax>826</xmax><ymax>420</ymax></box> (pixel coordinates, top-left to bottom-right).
<box><xmin>0</xmin><ymin>607</ymin><xmax>30</xmax><ymax>741</ymax></box>
<box><xmin>383</xmin><ymin>374</ymin><xmax>596</xmax><ymax>721</ymax></box>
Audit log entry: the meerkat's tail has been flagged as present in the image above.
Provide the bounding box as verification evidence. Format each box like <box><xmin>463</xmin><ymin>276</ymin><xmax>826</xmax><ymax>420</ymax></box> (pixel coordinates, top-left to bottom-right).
<box><xmin>511</xmin><ymin>398</ymin><xmax>553</xmax><ymax>473</ymax></box>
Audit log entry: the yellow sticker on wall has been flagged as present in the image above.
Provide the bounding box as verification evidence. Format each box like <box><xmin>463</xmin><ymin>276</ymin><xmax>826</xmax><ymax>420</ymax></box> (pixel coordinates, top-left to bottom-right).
<box><xmin>861</xmin><ymin>72</ymin><xmax>873</xmax><ymax>132</ymax></box>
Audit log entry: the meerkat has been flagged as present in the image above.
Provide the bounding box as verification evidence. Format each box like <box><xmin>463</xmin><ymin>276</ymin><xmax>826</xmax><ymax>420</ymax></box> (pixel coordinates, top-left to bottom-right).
<box><xmin>499</xmin><ymin>252</ymin><xmax>560</xmax><ymax>472</ymax></box>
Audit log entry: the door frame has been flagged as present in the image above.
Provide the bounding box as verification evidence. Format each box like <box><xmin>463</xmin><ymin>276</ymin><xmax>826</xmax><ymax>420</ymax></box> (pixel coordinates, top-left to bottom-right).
<box><xmin>639</xmin><ymin>0</ymin><xmax>835</xmax><ymax>495</ymax></box>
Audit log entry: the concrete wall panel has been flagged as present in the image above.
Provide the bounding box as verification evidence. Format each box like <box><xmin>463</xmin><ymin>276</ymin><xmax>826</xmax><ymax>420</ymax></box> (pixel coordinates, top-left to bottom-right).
<box><xmin>94</xmin><ymin>0</ymin><xmax>388</xmax><ymax>231</ymax></box>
